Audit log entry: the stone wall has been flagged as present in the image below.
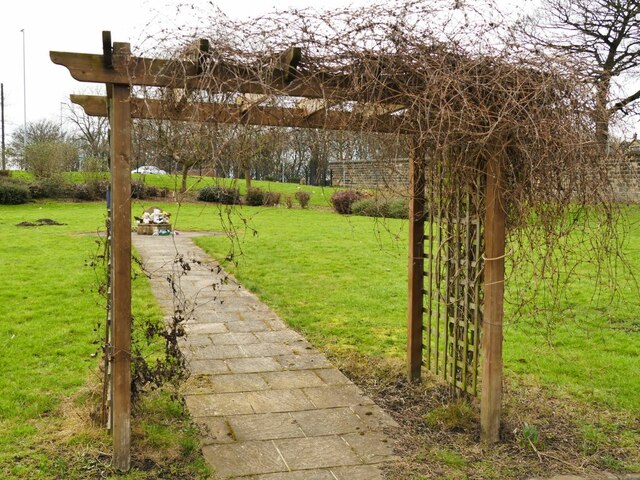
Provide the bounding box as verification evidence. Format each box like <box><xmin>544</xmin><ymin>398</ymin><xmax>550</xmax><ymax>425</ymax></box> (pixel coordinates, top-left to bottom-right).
<box><xmin>609</xmin><ymin>154</ymin><xmax>640</xmax><ymax>203</ymax></box>
<box><xmin>330</xmin><ymin>155</ymin><xmax>640</xmax><ymax>204</ymax></box>
<box><xmin>329</xmin><ymin>158</ymin><xmax>409</xmax><ymax>190</ymax></box>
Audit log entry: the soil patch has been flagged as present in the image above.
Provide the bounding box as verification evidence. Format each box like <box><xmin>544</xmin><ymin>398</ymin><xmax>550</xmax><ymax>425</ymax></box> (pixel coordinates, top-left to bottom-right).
<box><xmin>16</xmin><ymin>218</ymin><xmax>67</xmax><ymax>227</ymax></box>
<box><xmin>330</xmin><ymin>353</ymin><xmax>640</xmax><ymax>479</ymax></box>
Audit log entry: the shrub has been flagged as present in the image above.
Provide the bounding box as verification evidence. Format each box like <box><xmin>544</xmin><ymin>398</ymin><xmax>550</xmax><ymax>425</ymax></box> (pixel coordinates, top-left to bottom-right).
<box><xmin>25</xmin><ymin>141</ymin><xmax>78</xmax><ymax>178</ymax></box>
<box><xmin>351</xmin><ymin>198</ymin><xmax>378</xmax><ymax>217</ymax></box>
<box><xmin>245</xmin><ymin>187</ymin><xmax>265</xmax><ymax>206</ymax></box>
<box><xmin>0</xmin><ymin>180</ymin><xmax>30</xmax><ymax>204</ymax></box>
<box><xmin>218</xmin><ymin>187</ymin><xmax>241</xmax><ymax>205</ymax></box>
<box><xmin>144</xmin><ymin>184</ymin><xmax>160</xmax><ymax>198</ymax></box>
<box><xmin>330</xmin><ymin>189</ymin><xmax>363</xmax><ymax>214</ymax></box>
<box><xmin>28</xmin><ymin>176</ymin><xmax>71</xmax><ymax>199</ymax></box>
<box><xmin>351</xmin><ymin>197</ymin><xmax>409</xmax><ymax>219</ymax></box>
<box><xmin>81</xmin><ymin>156</ymin><xmax>108</xmax><ymax>174</ymax></box>
<box><xmin>263</xmin><ymin>191</ymin><xmax>281</xmax><ymax>206</ymax></box>
<box><xmin>294</xmin><ymin>190</ymin><xmax>311</xmax><ymax>208</ymax></box>
<box><xmin>383</xmin><ymin>198</ymin><xmax>409</xmax><ymax>219</ymax></box>
<box><xmin>131</xmin><ymin>181</ymin><xmax>150</xmax><ymax>199</ymax></box>
<box><xmin>129</xmin><ymin>182</ymin><xmax>162</xmax><ymax>200</ymax></box>
<box><xmin>71</xmin><ymin>180</ymin><xmax>109</xmax><ymax>201</ymax></box>
<box><xmin>283</xmin><ymin>194</ymin><xmax>294</xmax><ymax>209</ymax></box>
<box><xmin>197</xmin><ymin>185</ymin><xmax>241</xmax><ymax>205</ymax></box>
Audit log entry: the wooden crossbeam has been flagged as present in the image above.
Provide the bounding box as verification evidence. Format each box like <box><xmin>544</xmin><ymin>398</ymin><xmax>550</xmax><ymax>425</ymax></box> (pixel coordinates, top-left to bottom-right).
<box><xmin>236</xmin><ymin>93</ymin><xmax>270</xmax><ymax>113</ymax></box>
<box><xmin>297</xmin><ymin>98</ymin><xmax>328</xmax><ymax>118</ymax></box>
<box><xmin>70</xmin><ymin>94</ymin><xmax>409</xmax><ymax>134</ymax></box>
<box><xmin>50</xmin><ymin>49</ymin><xmax>402</xmax><ymax>102</ymax></box>
<box><xmin>358</xmin><ymin>103</ymin><xmax>406</xmax><ymax>118</ymax></box>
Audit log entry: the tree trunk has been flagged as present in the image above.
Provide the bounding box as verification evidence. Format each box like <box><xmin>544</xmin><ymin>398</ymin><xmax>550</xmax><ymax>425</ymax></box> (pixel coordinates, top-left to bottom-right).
<box><xmin>594</xmin><ymin>76</ymin><xmax>611</xmax><ymax>157</ymax></box>
<box><xmin>244</xmin><ymin>167</ymin><xmax>252</xmax><ymax>190</ymax></box>
<box><xmin>181</xmin><ymin>164</ymin><xmax>188</xmax><ymax>193</ymax></box>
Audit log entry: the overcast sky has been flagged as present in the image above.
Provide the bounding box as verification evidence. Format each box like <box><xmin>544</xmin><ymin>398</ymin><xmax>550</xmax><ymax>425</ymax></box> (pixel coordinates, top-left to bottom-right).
<box><xmin>2</xmin><ymin>0</ymin><xmax>635</xmax><ymax>140</ymax></box>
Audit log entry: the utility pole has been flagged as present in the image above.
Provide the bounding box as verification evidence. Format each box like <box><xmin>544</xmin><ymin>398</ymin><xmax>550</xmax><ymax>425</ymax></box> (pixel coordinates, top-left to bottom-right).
<box><xmin>21</xmin><ymin>29</ymin><xmax>27</xmax><ymax>165</ymax></box>
<box><xmin>1</xmin><ymin>83</ymin><xmax>5</xmax><ymax>170</ymax></box>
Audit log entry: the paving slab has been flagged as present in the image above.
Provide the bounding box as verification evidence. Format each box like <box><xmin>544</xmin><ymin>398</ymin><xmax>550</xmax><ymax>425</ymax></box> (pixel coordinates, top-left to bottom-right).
<box><xmin>302</xmin><ymin>384</ymin><xmax>375</xmax><ymax>409</ymax></box>
<box><xmin>194</xmin><ymin>417</ymin><xmax>235</xmax><ymax>445</ymax></box>
<box><xmin>189</xmin><ymin>359</ymin><xmax>230</xmax><ymax>375</ymax></box>
<box><xmin>227</xmin><ymin>356</ymin><xmax>283</xmax><ymax>374</ymax></box>
<box><xmin>227</xmin><ymin>412</ymin><xmax>304</xmax><ymax>441</ymax></box>
<box><xmin>202</xmin><ymin>441</ymin><xmax>288</xmax><ymax>478</ymax></box>
<box><xmin>186</xmin><ymin>373</ymin><xmax>269</xmax><ymax>394</ymax></box>
<box><xmin>238</xmin><ymin>470</ymin><xmax>336</xmax><ymax>480</ymax></box>
<box><xmin>342</xmin><ymin>431</ymin><xmax>397</xmax><ymax>464</ymax></box>
<box><xmin>291</xmin><ymin>407</ymin><xmax>369</xmax><ymax>436</ymax></box>
<box><xmin>246</xmin><ymin>389</ymin><xmax>315</xmax><ymax>414</ymax></box>
<box><xmin>260</xmin><ymin>370</ymin><xmax>326</xmax><ymax>390</ymax></box>
<box><xmin>185</xmin><ymin>392</ymin><xmax>254</xmax><ymax>417</ymax></box>
<box><xmin>133</xmin><ymin>233</ymin><xmax>397</xmax><ymax>479</ymax></box>
<box><xmin>331</xmin><ymin>464</ymin><xmax>387</xmax><ymax>480</ymax></box>
<box><xmin>274</xmin><ymin>436</ymin><xmax>362</xmax><ymax>470</ymax></box>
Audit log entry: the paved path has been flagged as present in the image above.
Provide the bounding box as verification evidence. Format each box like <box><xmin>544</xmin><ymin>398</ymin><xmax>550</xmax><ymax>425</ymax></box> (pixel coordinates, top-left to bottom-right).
<box><xmin>133</xmin><ymin>232</ymin><xmax>398</xmax><ymax>480</ymax></box>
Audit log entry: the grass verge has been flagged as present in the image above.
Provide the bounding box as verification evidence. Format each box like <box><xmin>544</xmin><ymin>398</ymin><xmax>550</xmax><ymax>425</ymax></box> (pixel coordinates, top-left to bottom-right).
<box><xmin>0</xmin><ymin>201</ymin><xmax>209</xmax><ymax>479</ymax></box>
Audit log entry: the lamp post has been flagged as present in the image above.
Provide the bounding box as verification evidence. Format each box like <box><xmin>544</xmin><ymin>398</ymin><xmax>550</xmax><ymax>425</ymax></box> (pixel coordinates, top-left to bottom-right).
<box><xmin>21</xmin><ymin>28</ymin><xmax>27</xmax><ymax>166</ymax></box>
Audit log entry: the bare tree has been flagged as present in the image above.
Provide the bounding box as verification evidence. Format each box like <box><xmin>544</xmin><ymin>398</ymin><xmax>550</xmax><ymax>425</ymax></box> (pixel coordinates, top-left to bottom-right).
<box><xmin>524</xmin><ymin>0</ymin><xmax>640</xmax><ymax>149</ymax></box>
<box><xmin>9</xmin><ymin>119</ymin><xmax>69</xmax><ymax>169</ymax></box>
<box><xmin>65</xmin><ymin>102</ymin><xmax>109</xmax><ymax>166</ymax></box>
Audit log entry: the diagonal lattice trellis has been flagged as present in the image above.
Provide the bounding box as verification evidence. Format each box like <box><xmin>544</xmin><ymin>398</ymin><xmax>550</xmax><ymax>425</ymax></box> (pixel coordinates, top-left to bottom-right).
<box><xmin>423</xmin><ymin>158</ymin><xmax>484</xmax><ymax>396</ymax></box>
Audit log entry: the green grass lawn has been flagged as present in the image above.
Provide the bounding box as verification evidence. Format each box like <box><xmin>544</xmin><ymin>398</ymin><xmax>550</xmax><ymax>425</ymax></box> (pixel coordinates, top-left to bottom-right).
<box><xmin>0</xmin><ymin>201</ymin><xmax>208</xmax><ymax>479</ymax></box>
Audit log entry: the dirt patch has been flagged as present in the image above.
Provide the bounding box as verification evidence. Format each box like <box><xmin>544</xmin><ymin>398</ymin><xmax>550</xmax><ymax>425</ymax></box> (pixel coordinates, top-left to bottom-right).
<box><xmin>16</xmin><ymin>218</ymin><xmax>67</xmax><ymax>227</ymax></box>
<box><xmin>330</xmin><ymin>353</ymin><xmax>640</xmax><ymax>480</ymax></box>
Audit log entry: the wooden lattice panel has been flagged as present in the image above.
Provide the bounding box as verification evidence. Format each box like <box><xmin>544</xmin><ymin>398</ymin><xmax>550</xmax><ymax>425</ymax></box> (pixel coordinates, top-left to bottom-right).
<box><xmin>423</xmin><ymin>159</ymin><xmax>484</xmax><ymax>396</ymax></box>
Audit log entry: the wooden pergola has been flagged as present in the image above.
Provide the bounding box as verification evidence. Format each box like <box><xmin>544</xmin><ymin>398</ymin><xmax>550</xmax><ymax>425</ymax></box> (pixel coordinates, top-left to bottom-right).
<box><xmin>51</xmin><ymin>32</ymin><xmax>506</xmax><ymax>470</ymax></box>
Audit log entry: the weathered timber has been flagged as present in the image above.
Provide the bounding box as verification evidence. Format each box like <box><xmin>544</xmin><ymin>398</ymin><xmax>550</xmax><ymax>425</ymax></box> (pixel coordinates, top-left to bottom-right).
<box><xmin>50</xmin><ymin>50</ymin><xmax>403</xmax><ymax>102</ymax></box>
<box><xmin>102</xmin><ymin>31</ymin><xmax>112</xmax><ymax>69</ymax></box>
<box><xmin>297</xmin><ymin>98</ymin><xmax>328</xmax><ymax>117</ymax></box>
<box><xmin>109</xmin><ymin>69</ymin><xmax>132</xmax><ymax>470</ymax></box>
<box><xmin>407</xmin><ymin>141</ymin><xmax>425</xmax><ymax>382</ymax></box>
<box><xmin>69</xmin><ymin>94</ymin><xmax>408</xmax><ymax>134</ymax></box>
<box><xmin>480</xmin><ymin>152</ymin><xmax>506</xmax><ymax>443</ymax></box>
<box><xmin>273</xmin><ymin>46</ymin><xmax>302</xmax><ymax>82</ymax></box>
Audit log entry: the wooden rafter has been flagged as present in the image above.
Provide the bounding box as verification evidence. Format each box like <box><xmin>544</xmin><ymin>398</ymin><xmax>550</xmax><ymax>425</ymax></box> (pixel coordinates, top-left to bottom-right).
<box><xmin>70</xmin><ymin>94</ymin><xmax>408</xmax><ymax>134</ymax></box>
<box><xmin>296</xmin><ymin>98</ymin><xmax>329</xmax><ymax>118</ymax></box>
<box><xmin>357</xmin><ymin>103</ymin><xmax>405</xmax><ymax>118</ymax></box>
<box><xmin>236</xmin><ymin>93</ymin><xmax>270</xmax><ymax>113</ymax></box>
<box><xmin>50</xmin><ymin>49</ymin><xmax>403</xmax><ymax>103</ymax></box>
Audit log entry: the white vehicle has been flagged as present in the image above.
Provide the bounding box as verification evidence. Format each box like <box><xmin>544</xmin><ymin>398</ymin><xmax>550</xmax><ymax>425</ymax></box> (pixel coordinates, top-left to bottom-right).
<box><xmin>131</xmin><ymin>166</ymin><xmax>168</xmax><ymax>175</ymax></box>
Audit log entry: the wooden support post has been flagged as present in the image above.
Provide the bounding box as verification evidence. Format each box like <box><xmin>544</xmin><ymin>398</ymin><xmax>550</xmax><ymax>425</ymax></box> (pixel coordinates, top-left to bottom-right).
<box><xmin>407</xmin><ymin>141</ymin><xmax>425</xmax><ymax>382</ymax></box>
<box><xmin>109</xmin><ymin>43</ymin><xmax>132</xmax><ymax>472</ymax></box>
<box><xmin>480</xmin><ymin>152</ymin><xmax>506</xmax><ymax>443</ymax></box>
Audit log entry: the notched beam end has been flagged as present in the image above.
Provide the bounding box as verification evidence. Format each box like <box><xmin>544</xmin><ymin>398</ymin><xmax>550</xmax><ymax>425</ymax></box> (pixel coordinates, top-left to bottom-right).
<box><xmin>70</xmin><ymin>94</ymin><xmax>108</xmax><ymax>117</ymax></box>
